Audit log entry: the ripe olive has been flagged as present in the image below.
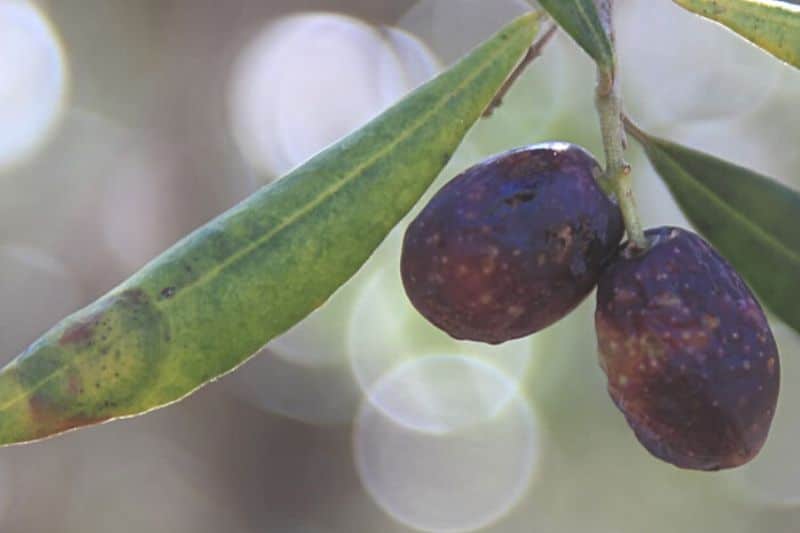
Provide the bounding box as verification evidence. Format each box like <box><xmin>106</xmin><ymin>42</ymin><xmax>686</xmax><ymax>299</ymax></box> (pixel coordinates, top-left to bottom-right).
<box><xmin>595</xmin><ymin>226</ymin><xmax>780</xmax><ymax>470</ymax></box>
<box><xmin>401</xmin><ymin>142</ymin><xmax>624</xmax><ymax>344</ymax></box>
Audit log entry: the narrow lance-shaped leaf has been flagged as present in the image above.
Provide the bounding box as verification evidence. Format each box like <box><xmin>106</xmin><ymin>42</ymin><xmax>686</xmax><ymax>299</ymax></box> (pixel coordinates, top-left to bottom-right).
<box><xmin>0</xmin><ymin>12</ymin><xmax>541</xmax><ymax>446</ymax></box>
<box><xmin>538</xmin><ymin>0</ymin><xmax>614</xmax><ymax>70</ymax></box>
<box><xmin>674</xmin><ymin>0</ymin><xmax>800</xmax><ymax>69</ymax></box>
<box><xmin>626</xmin><ymin>119</ymin><xmax>800</xmax><ymax>334</ymax></box>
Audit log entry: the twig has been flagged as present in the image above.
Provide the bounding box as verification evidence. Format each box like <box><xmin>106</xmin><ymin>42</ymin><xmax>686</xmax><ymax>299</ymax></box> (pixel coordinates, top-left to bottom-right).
<box><xmin>593</xmin><ymin>0</ymin><xmax>647</xmax><ymax>250</ymax></box>
<box><xmin>483</xmin><ymin>24</ymin><xmax>558</xmax><ymax>118</ymax></box>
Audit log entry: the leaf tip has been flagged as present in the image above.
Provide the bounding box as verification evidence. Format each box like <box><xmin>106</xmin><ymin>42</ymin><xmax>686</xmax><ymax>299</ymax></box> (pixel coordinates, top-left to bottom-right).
<box><xmin>508</xmin><ymin>10</ymin><xmax>543</xmax><ymax>39</ymax></box>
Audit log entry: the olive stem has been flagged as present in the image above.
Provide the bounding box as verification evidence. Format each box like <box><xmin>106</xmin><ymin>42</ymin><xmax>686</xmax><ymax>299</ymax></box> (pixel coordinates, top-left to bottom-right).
<box><xmin>483</xmin><ymin>22</ymin><xmax>558</xmax><ymax>118</ymax></box>
<box><xmin>593</xmin><ymin>0</ymin><xmax>648</xmax><ymax>250</ymax></box>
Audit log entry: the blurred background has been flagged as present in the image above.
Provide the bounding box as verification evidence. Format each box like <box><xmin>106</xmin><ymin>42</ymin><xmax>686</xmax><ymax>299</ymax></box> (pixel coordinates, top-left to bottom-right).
<box><xmin>0</xmin><ymin>0</ymin><xmax>798</xmax><ymax>531</ymax></box>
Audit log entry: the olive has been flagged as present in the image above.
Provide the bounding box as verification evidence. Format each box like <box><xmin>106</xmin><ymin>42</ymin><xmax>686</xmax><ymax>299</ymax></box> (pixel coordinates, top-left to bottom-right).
<box><xmin>401</xmin><ymin>142</ymin><xmax>624</xmax><ymax>344</ymax></box>
<box><xmin>595</xmin><ymin>226</ymin><xmax>780</xmax><ymax>470</ymax></box>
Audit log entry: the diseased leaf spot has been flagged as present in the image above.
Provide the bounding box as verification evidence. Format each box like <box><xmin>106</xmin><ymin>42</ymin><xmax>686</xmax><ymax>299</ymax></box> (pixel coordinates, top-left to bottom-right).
<box><xmin>28</xmin><ymin>393</ymin><xmax>109</xmax><ymax>439</ymax></box>
<box><xmin>160</xmin><ymin>286</ymin><xmax>177</xmax><ymax>299</ymax></box>
<box><xmin>59</xmin><ymin>317</ymin><xmax>99</xmax><ymax>346</ymax></box>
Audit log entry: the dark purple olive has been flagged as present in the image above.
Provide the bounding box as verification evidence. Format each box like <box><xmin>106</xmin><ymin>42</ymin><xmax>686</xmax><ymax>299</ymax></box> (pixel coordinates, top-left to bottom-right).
<box><xmin>595</xmin><ymin>226</ymin><xmax>780</xmax><ymax>470</ymax></box>
<box><xmin>401</xmin><ymin>142</ymin><xmax>624</xmax><ymax>344</ymax></box>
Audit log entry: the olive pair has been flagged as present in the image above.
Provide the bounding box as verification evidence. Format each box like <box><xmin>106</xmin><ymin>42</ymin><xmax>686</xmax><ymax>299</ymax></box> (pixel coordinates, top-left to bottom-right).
<box><xmin>401</xmin><ymin>143</ymin><xmax>779</xmax><ymax>471</ymax></box>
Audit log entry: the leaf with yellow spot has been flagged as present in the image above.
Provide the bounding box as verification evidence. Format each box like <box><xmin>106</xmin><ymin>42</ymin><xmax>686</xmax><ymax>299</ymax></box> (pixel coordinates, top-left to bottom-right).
<box><xmin>0</xmin><ymin>12</ymin><xmax>541</xmax><ymax>446</ymax></box>
<box><xmin>674</xmin><ymin>0</ymin><xmax>800</xmax><ymax>69</ymax></box>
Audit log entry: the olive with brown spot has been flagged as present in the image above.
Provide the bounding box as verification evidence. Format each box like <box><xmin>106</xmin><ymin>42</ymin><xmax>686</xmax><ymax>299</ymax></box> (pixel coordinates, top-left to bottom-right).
<box><xmin>401</xmin><ymin>142</ymin><xmax>624</xmax><ymax>344</ymax></box>
<box><xmin>595</xmin><ymin>226</ymin><xmax>780</xmax><ymax>470</ymax></box>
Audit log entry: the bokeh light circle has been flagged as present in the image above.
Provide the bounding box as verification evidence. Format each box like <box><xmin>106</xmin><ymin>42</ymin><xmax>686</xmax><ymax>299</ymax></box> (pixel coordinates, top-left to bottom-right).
<box><xmin>348</xmin><ymin>262</ymin><xmax>535</xmax><ymax>433</ymax></box>
<box><xmin>618</xmin><ymin>0</ymin><xmax>781</xmax><ymax>126</ymax></box>
<box><xmin>354</xmin><ymin>355</ymin><xmax>541</xmax><ymax>533</ymax></box>
<box><xmin>0</xmin><ymin>0</ymin><xmax>67</xmax><ymax>169</ymax></box>
<box><xmin>224</xmin><ymin>344</ymin><xmax>362</xmax><ymax>426</ymax></box>
<box><xmin>228</xmin><ymin>12</ymin><xmax>439</xmax><ymax>179</ymax></box>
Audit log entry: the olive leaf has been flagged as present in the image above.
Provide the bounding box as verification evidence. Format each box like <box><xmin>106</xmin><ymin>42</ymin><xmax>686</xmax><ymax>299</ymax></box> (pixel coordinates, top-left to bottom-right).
<box><xmin>673</xmin><ymin>0</ymin><xmax>800</xmax><ymax>69</ymax></box>
<box><xmin>626</xmin><ymin>120</ymin><xmax>800</xmax><ymax>335</ymax></box>
<box><xmin>537</xmin><ymin>0</ymin><xmax>615</xmax><ymax>70</ymax></box>
<box><xmin>0</xmin><ymin>12</ymin><xmax>540</xmax><ymax>446</ymax></box>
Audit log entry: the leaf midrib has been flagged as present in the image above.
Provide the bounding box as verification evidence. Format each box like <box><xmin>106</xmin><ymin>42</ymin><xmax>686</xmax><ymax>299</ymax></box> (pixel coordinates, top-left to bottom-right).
<box><xmin>157</xmin><ymin>29</ymin><xmax>527</xmax><ymax>311</ymax></box>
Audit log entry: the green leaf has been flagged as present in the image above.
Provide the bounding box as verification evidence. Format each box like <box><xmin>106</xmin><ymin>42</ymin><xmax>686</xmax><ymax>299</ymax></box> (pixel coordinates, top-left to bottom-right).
<box><xmin>627</xmin><ymin>120</ymin><xmax>800</xmax><ymax>334</ymax></box>
<box><xmin>0</xmin><ymin>12</ymin><xmax>540</xmax><ymax>446</ymax></box>
<box><xmin>674</xmin><ymin>0</ymin><xmax>800</xmax><ymax>69</ymax></box>
<box><xmin>537</xmin><ymin>0</ymin><xmax>614</xmax><ymax>70</ymax></box>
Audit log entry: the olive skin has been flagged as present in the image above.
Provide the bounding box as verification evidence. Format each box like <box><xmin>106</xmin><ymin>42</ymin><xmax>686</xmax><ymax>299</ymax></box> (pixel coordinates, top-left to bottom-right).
<box><xmin>401</xmin><ymin>142</ymin><xmax>624</xmax><ymax>344</ymax></box>
<box><xmin>595</xmin><ymin>227</ymin><xmax>780</xmax><ymax>470</ymax></box>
